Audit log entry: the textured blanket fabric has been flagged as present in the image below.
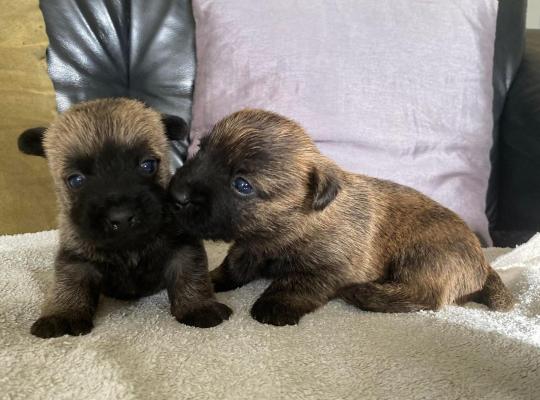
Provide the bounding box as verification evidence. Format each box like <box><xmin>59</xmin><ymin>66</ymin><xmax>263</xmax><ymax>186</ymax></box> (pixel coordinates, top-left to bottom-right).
<box><xmin>0</xmin><ymin>231</ymin><xmax>539</xmax><ymax>399</ymax></box>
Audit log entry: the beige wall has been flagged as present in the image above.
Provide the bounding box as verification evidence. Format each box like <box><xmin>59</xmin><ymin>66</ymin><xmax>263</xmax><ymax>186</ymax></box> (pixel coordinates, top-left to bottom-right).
<box><xmin>527</xmin><ymin>0</ymin><xmax>540</xmax><ymax>28</ymax></box>
<box><xmin>0</xmin><ymin>0</ymin><xmax>58</xmax><ymax>234</ymax></box>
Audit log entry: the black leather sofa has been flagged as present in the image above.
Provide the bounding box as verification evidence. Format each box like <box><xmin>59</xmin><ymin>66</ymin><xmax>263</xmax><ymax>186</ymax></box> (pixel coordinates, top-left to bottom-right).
<box><xmin>38</xmin><ymin>0</ymin><xmax>537</xmax><ymax>247</ymax></box>
<box><xmin>493</xmin><ymin>29</ymin><xmax>540</xmax><ymax>246</ymax></box>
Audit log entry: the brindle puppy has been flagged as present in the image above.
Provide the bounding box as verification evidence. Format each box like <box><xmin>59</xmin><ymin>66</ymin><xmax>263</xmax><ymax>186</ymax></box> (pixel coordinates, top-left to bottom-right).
<box><xmin>168</xmin><ymin>109</ymin><xmax>514</xmax><ymax>326</ymax></box>
<box><xmin>19</xmin><ymin>98</ymin><xmax>231</xmax><ymax>338</ymax></box>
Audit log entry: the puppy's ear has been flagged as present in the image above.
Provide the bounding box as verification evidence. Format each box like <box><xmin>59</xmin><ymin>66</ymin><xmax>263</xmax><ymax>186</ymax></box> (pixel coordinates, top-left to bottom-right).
<box><xmin>308</xmin><ymin>165</ymin><xmax>341</xmax><ymax>211</ymax></box>
<box><xmin>18</xmin><ymin>127</ymin><xmax>47</xmax><ymax>157</ymax></box>
<box><xmin>161</xmin><ymin>115</ymin><xmax>189</xmax><ymax>141</ymax></box>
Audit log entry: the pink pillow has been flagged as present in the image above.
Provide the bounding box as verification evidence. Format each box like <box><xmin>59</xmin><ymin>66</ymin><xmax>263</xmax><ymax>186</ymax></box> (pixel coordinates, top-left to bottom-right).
<box><xmin>190</xmin><ymin>0</ymin><xmax>498</xmax><ymax>245</ymax></box>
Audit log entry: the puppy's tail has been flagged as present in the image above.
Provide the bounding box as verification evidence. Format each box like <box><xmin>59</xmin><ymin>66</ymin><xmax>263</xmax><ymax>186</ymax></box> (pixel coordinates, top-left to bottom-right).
<box><xmin>476</xmin><ymin>266</ymin><xmax>514</xmax><ymax>311</ymax></box>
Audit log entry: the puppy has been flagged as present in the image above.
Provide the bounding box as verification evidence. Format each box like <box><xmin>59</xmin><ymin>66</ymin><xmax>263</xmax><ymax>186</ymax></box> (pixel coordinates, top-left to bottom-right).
<box><xmin>168</xmin><ymin>109</ymin><xmax>514</xmax><ymax>326</ymax></box>
<box><xmin>19</xmin><ymin>98</ymin><xmax>231</xmax><ymax>338</ymax></box>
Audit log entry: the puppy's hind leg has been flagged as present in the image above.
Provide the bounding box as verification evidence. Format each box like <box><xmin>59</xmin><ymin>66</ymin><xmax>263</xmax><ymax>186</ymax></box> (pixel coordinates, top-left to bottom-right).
<box><xmin>166</xmin><ymin>242</ymin><xmax>232</xmax><ymax>328</ymax></box>
<box><xmin>338</xmin><ymin>282</ymin><xmax>441</xmax><ymax>313</ymax></box>
<box><xmin>475</xmin><ymin>267</ymin><xmax>514</xmax><ymax>311</ymax></box>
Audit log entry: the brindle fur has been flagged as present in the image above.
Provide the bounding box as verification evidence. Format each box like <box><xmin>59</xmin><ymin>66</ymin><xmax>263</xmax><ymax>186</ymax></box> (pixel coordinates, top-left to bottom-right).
<box><xmin>169</xmin><ymin>109</ymin><xmax>514</xmax><ymax>326</ymax></box>
<box><xmin>20</xmin><ymin>98</ymin><xmax>231</xmax><ymax>338</ymax></box>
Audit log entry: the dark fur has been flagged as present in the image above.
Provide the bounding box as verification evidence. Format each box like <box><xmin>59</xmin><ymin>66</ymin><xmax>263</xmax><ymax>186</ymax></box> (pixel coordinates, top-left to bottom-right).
<box><xmin>20</xmin><ymin>98</ymin><xmax>231</xmax><ymax>338</ymax></box>
<box><xmin>18</xmin><ymin>127</ymin><xmax>46</xmax><ymax>156</ymax></box>
<box><xmin>169</xmin><ymin>109</ymin><xmax>514</xmax><ymax>326</ymax></box>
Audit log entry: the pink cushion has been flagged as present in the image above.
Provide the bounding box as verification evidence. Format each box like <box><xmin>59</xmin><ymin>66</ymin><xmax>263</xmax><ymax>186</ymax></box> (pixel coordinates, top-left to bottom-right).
<box><xmin>190</xmin><ymin>0</ymin><xmax>498</xmax><ymax>245</ymax></box>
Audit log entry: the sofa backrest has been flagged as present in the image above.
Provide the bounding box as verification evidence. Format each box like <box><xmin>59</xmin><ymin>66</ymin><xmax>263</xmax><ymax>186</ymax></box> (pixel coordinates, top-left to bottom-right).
<box><xmin>39</xmin><ymin>0</ymin><xmax>195</xmax><ymax>168</ymax></box>
<box><xmin>39</xmin><ymin>0</ymin><xmax>529</xmax><ymax>246</ymax></box>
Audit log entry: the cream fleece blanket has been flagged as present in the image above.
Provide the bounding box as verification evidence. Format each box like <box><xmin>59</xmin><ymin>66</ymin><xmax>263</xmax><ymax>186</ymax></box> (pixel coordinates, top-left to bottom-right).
<box><xmin>1</xmin><ymin>231</ymin><xmax>539</xmax><ymax>400</ymax></box>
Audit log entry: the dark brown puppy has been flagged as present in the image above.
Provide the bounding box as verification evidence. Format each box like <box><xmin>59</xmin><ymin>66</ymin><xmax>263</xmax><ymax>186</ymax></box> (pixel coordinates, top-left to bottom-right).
<box><xmin>19</xmin><ymin>98</ymin><xmax>231</xmax><ymax>338</ymax></box>
<box><xmin>168</xmin><ymin>109</ymin><xmax>514</xmax><ymax>326</ymax></box>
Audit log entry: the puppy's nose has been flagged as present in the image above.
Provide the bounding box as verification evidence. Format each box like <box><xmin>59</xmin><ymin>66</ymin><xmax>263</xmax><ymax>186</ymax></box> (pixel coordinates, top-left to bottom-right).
<box><xmin>171</xmin><ymin>186</ymin><xmax>191</xmax><ymax>208</ymax></box>
<box><xmin>106</xmin><ymin>207</ymin><xmax>137</xmax><ymax>231</ymax></box>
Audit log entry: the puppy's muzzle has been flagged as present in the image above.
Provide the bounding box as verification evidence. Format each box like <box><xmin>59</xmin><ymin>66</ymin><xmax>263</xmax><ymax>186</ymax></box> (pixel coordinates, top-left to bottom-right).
<box><xmin>106</xmin><ymin>206</ymin><xmax>139</xmax><ymax>232</ymax></box>
<box><xmin>173</xmin><ymin>189</ymin><xmax>191</xmax><ymax>209</ymax></box>
<box><xmin>170</xmin><ymin>184</ymin><xmax>206</xmax><ymax>210</ymax></box>
<box><xmin>169</xmin><ymin>170</ymin><xmax>210</xmax><ymax>214</ymax></box>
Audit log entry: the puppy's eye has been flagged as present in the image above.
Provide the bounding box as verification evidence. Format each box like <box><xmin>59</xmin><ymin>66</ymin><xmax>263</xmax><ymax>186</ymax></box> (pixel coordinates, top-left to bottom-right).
<box><xmin>67</xmin><ymin>173</ymin><xmax>86</xmax><ymax>189</ymax></box>
<box><xmin>139</xmin><ymin>159</ymin><xmax>158</xmax><ymax>175</ymax></box>
<box><xmin>232</xmin><ymin>177</ymin><xmax>254</xmax><ymax>195</ymax></box>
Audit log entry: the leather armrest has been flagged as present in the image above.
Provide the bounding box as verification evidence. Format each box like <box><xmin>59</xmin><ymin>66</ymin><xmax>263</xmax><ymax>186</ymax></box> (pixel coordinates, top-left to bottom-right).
<box><xmin>494</xmin><ymin>30</ymin><xmax>540</xmax><ymax>243</ymax></box>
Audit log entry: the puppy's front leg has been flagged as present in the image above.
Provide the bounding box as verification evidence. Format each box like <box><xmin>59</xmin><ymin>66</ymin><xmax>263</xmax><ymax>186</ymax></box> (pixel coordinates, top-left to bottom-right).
<box><xmin>166</xmin><ymin>243</ymin><xmax>232</xmax><ymax>328</ymax></box>
<box><xmin>31</xmin><ymin>250</ymin><xmax>101</xmax><ymax>338</ymax></box>
<box><xmin>250</xmin><ymin>273</ymin><xmax>334</xmax><ymax>326</ymax></box>
<box><xmin>210</xmin><ymin>244</ymin><xmax>262</xmax><ymax>292</ymax></box>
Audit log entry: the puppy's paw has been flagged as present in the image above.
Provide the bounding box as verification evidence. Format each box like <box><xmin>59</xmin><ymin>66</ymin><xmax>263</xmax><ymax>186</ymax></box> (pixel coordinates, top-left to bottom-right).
<box><xmin>250</xmin><ymin>297</ymin><xmax>303</xmax><ymax>326</ymax></box>
<box><xmin>210</xmin><ymin>268</ymin><xmax>241</xmax><ymax>293</ymax></box>
<box><xmin>177</xmin><ymin>301</ymin><xmax>233</xmax><ymax>328</ymax></box>
<box><xmin>31</xmin><ymin>315</ymin><xmax>93</xmax><ymax>338</ymax></box>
